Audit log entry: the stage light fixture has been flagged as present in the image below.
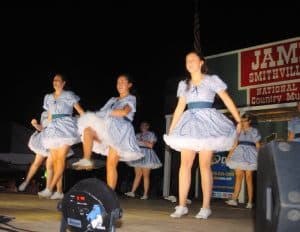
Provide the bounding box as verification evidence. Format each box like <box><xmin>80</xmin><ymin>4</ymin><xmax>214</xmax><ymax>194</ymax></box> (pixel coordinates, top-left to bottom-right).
<box><xmin>58</xmin><ymin>178</ymin><xmax>122</xmax><ymax>232</ymax></box>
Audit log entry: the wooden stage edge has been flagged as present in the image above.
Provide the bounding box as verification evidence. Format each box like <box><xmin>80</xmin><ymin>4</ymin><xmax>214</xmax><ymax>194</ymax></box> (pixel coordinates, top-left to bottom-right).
<box><xmin>0</xmin><ymin>192</ymin><xmax>254</xmax><ymax>232</ymax></box>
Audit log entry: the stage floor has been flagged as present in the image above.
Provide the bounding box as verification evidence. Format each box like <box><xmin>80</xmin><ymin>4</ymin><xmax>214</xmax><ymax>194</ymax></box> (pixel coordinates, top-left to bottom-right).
<box><xmin>0</xmin><ymin>192</ymin><xmax>254</xmax><ymax>232</ymax></box>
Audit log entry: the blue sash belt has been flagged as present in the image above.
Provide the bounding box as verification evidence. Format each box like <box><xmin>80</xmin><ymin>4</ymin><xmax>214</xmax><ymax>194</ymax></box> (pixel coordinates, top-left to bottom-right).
<box><xmin>139</xmin><ymin>146</ymin><xmax>151</xmax><ymax>149</ymax></box>
<box><xmin>187</xmin><ymin>101</ymin><xmax>212</xmax><ymax>109</ymax></box>
<box><xmin>295</xmin><ymin>133</ymin><xmax>300</xmax><ymax>138</ymax></box>
<box><xmin>52</xmin><ymin>114</ymin><xmax>71</xmax><ymax>119</ymax></box>
<box><xmin>123</xmin><ymin>117</ymin><xmax>131</xmax><ymax>122</ymax></box>
<box><xmin>238</xmin><ymin>141</ymin><xmax>256</xmax><ymax>146</ymax></box>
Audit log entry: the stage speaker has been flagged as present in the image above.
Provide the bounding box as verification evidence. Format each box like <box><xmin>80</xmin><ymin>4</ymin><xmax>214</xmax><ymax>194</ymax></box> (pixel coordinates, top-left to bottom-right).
<box><xmin>256</xmin><ymin>141</ymin><xmax>300</xmax><ymax>232</ymax></box>
<box><xmin>60</xmin><ymin>178</ymin><xmax>122</xmax><ymax>232</ymax></box>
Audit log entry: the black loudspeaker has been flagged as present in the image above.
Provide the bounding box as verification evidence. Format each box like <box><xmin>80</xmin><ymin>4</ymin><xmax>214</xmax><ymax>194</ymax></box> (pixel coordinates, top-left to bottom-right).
<box><xmin>60</xmin><ymin>178</ymin><xmax>122</xmax><ymax>232</ymax></box>
<box><xmin>256</xmin><ymin>141</ymin><xmax>300</xmax><ymax>232</ymax></box>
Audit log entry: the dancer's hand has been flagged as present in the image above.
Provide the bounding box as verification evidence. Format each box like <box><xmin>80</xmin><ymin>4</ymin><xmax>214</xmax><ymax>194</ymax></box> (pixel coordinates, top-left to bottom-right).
<box><xmin>31</xmin><ymin>119</ymin><xmax>43</xmax><ymax>131</ymax></box>
<box><xmin>31</xmin><ymin>119</ymin><xmax>38</xmax><ymax>126</ymax></box>
<box><xmin>225</xmin><ymin>154</ymin><xmax>232</xmax><ymax>163</ymax></box>
<box><xmin>236</xmin><ymin>122</ymin><xmax>242</xmax><ymax>134</ymax></box>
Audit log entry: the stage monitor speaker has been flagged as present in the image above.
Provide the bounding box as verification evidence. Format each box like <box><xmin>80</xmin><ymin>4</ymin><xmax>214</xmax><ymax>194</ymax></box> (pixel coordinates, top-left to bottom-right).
<box><xmin>60</xmin><ymin>178</ymin><xmax>122</xmax><ymax>232</ymax></box>
<box><xmin>256</xmin><ymin>141</ymin><xmax>300</xmax><ymax>232</ymax></box>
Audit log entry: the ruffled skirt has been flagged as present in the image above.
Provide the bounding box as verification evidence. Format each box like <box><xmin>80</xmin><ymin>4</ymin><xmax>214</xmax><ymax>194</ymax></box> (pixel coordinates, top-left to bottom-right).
<box><xmin>226</xmin><ymin>145</ymin><xmax>258</xmax><ymax>170</ymax></box>
<box><xmin>28</xmin><ymin>131</ymin><xmax>49</xmax><ymax>157</ymax></box>
<box><xmin>164</xmin><ymin>108</ymin><xmax>236</xmax><ymax>152</ymax></box>
<box><xmin>42</xmin><ymin>116</ymin><xmax>80</xmax><ymax>149</ymax></box>
<box><xmin>127</xmin><ymin>147</ymin><xmax>162</xmax><ymax>169</ymax></box>
<box><xmin>29</xmin><ymin>131</ymin><xmax>74</xmax><ymax>157</ymax></box>
<box><xmin>77</xmin><ymin>112</ymin><xmax>143</xmax><ymax>162</ymax></box>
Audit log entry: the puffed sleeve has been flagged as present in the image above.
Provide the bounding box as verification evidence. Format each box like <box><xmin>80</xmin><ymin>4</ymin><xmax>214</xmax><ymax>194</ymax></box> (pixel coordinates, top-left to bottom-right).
<box><xmin>66</xmin><ymin>91</ymin><xmax>80</xmax><ymax>106</ymax></box>
<box><xmin>209</xmin><ymin>75</ymin><xmax>227</xmax><ymax>93</ymax></box>
<box><xmin>251</xmin><ymin>128</ymin><xmax>261</xmax><ymax>142</ymax></box>
<box><xmin>96</xmin><ymin>97</ymin><xmax>115</xmax><ymax>117</ymax></box>
<box><xmin>43</xmin><ymin>94</ymin><xmax>49</xmax><ymax>110</ymax></box>
<box><xmin>135</xmin><ymin>132</ymin><xmax>141</xmax><ymax>140</ymax></box>
<box><xmin>99</xmin><ymin>97</ymin><xmax>115</xmax><ymax>111</ymax></box>
<box><xmin>149</xmin><ymin>131</ymin><xmax>157</xmax><ymax>143</ymax></box>
<box><xmin>124</xmin><ymin>95</ymin><xmax>136</xmax><ymax>113</ymax></box>
<box><xmin>176</xmin><ymin>80</ymin><xmax>186</xmax><ymax>98</ymax></box>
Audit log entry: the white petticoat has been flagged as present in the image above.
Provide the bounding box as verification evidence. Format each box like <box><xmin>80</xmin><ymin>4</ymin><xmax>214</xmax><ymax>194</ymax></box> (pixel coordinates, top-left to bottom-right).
<box><xmin>78</xmin><ymin>112</ymin><xmax>143</xmax><ymax>162</ymax></box>
<box><xmin>164</xmin><ymin>108</ymin><xmax>237</xmax><ymax>152</ymax></box>
<box><xmin>28</xmin><ymin>131</ymin><xmax>49</xmax><ymax>157</ymax></box>
<box><xmin>28</xmin><ymin>131</ymin><xmax>74</xmax><ymax>157</ymax></box>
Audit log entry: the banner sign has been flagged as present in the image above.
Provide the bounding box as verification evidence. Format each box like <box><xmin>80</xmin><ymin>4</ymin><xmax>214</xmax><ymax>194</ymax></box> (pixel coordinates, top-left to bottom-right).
<box><xmin>249</xmin><ymin>82</ymin><xmax>300</xmax><ymax>105</ymax></box>
<box><xmin>211</xmin><ymin>152</ymin><xmax>235</xmax><ymax>199</ymax></box>
<box><xmin>239</xmin><ymin>38</ymin><xmax>300</xmax><ymax>105</ymax></box>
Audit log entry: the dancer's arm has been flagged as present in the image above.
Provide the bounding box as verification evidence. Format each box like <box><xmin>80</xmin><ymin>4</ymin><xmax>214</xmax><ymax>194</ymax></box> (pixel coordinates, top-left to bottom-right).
<box><xmin>140</xmin><ymin>140</ymin><xmax>155</xmax><ymax>148</ymax></box>
<box><xmin>226</xmin><ymin>138</ymin><xmax>238</xmax><ymax>161</ymax></box>
<box><xmin>218</xmin><ymin>90</ymin><xmax>241</xmax><ymax>133</ymax></box>
<box><xmin>168</xmin><ymin>97</ymin><xmax>186</xmax><ymax>134</ymax></box>
<box><xmin>140</xmin><ymin>132</ymin><xmax>156</xmax><ymax>148</ymax></box>
<box><xmin>74</xmin><ymin>103</ymin><xmax>85</xmax><ymax>116</ymax></box>
<box><xmin>110</xmin><ymin>104</ymin><xmax>132</xmax><ymax>117</ymax></box>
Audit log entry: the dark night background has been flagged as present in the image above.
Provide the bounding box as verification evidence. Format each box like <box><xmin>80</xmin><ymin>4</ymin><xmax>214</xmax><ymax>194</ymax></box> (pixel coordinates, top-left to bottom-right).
<box><xmin>0</xmin><ymin>4</ymin><xmax>299</xmax><ymax>186</ymax></box>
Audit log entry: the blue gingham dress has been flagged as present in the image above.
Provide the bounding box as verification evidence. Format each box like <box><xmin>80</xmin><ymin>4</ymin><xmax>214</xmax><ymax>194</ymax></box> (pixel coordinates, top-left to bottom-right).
<box><xmin>77</xmin><ymin>95</ymin><xmax>143</xmax><ymax>162</ymax></box>
<box><xmin>226</xmin><ymin>127</ymin><xmax>261</xmax><ymax>170</ymax></box>
<box><xmin>28</xmin><ymin>111</ymin><xmax>50</xmax><ymax>157</ymax></box>
<box><xmin>288</xmin><ymin>116</ymin><xmax>300</xmax><ymax>142</ymax></box>
<box><xmin>28</xmin><ymin>111</ymin><xmax>74</xmax><ymax>157</ymax></box>
<box><xmin>164</xmin><ymin>75</ymin><xmax>237</xmax><ymax>152</ymax></box>
<box><xmin>127</xmin><ymin>131</ymin><xmax>162</xmax><ymax>169</ymax></box>
<box><xmin>41</xmin><ymin>90</ymin><xmax>81</xmax><ymax>149</ymax></box>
